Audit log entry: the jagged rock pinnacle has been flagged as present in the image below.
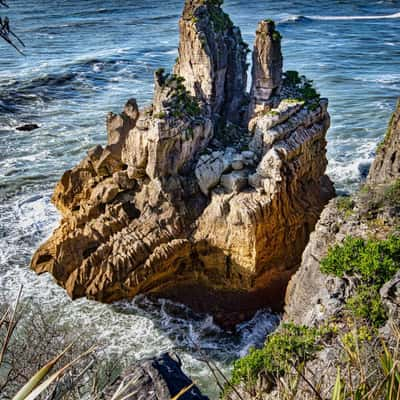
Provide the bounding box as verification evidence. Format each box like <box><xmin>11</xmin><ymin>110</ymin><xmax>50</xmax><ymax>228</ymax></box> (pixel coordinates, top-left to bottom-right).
<box><xmin>174</xmin><ymin>0</ymin><xmax>248</xmax><ymax>125</ymax></box>
<box><xmin>248</xmin><ymin>19</ymin><xmax>283</xmax><ymax>119</ymax></box>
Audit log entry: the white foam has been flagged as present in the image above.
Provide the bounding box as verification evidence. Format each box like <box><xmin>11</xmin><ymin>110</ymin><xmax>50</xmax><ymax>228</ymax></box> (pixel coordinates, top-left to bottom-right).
<box><xmin>308</xmin><ymin>12</ymin><xmax>400</xmax><ymax>20</ymax></box>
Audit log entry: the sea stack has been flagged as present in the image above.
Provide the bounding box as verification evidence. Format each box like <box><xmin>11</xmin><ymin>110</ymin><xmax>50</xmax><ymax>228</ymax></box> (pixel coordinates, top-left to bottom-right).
<box><xmin>31</xmin><ymin>0</ymin><xmax>334</xmax><ymax>327</ymax></box>
<box><xmin>248</xmin><ymin>19</ymin><xmax>283</xmax><ymax>119</ymax></box>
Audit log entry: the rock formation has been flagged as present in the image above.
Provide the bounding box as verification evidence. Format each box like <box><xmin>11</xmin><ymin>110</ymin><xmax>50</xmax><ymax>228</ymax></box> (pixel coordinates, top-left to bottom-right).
<box><xmin>226</xmin><ymin>99</ymin><xmax>400</xmax><ymax>400</ymax></box>
<box><xmin>104</xmin><ymin>353</ymin><xmax>208</xmax><ymax>400</ymax></box>
<box><xmin>285</xmin><ymin>98</ymin><xmax>400</xmax><ymax>327</ymax></box>
<box><xmin>248</xmin><ymin>20</ymin><xmax>283</xmax><ymax>118</ymax></box>
<box><xmin>367</xmin><ymin>99</ymin><xmax>400</xmax><ymax>185</ymax></box>
<box><xmin>31</xmin><ymin>0</ymin><xmax>334</xmax><ymax>327</ymax></box>
<box><xmin>174</xmin><ymin>0</ymin><xmax>248</xmax><ymax>125</ymax></box>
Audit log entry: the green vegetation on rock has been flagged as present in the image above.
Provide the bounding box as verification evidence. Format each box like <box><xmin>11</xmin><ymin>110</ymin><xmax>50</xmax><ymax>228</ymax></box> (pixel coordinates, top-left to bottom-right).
<box><xmin>283</xmin><ymin>70</ymin><xmax>321</xmax><ymax>110</ymax></box>
<box><xmin>157</xmin><ymin>73</ymin><xmax>202</xmax><ymax>119</ymax></box>
<box><xmin>284</xmin><ymin>70</ymin><xmax>302</xmax><ymax>86</ymax></box>
<box><xmin>336</xmin><ymin>195</ymin><xmax>355</xmax><ymax>216</ymax></box>
<box><xmin>203</xmin><ymin>0</ymin><xmax>232</xmax><ymax>32</ymax></box>
<box><xmin>376</xmin><ymin>100</ymin><xmax>398</xmax><ymax>152</ymax></box>
<box><xmin>230</xmin><ymin>323</ymin><xmax>327</xmax><ymax>388</ymax></box>
<box><xmin>272</xmin><ymin>30</ymin><xmax>282</xmax><ymax>42</ymax></box>
<box><xmin>384</xmin><ymin>179</ymin><xmax>400</xmax><ymax>207</ymax></box>
<box><xmin>321</xmin><ymin>234</ymin><xmax>400</xmax><ymax>326</ymax></box>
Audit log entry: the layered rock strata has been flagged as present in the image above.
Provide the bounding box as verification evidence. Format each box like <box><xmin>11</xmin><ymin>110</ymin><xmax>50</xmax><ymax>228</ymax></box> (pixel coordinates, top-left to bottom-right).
<box><xmin>248</xmin><ymin>20</ymin><xmax>283</xmax><ymax>118</ymax></box>
<box><xmin>226</xmin><ymin>99</ymin><xmax>400</xmax><ymax>400</ymax></box>
<box><xmin>367</xmin><ymin>99</ymin><xmax>400</xmax><ymax>185</ymax></box>
<box><xmin>285</xmin><ymin>99</ymin><xmax>400</xmax><ymax>327</ymax></box>
<box><xmin>31</xmin><ymin>0</ymin><xmax>334</xmax><ymax>326</ymax></box>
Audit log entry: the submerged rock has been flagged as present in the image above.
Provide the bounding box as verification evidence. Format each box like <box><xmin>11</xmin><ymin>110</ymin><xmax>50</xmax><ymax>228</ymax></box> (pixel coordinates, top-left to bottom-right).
<box><xmin>31</xmin><ymin>0</ymin><xmax>333</xmax><ymax>327</ymax></box>
<box><xmin>16</xmin><ymin>123</ymin><xmax>40</xmax><ymax>132</ymax></box>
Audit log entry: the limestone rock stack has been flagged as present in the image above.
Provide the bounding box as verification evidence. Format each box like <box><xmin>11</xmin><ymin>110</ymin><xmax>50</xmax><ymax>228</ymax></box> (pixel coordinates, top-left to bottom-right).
<box><xmin>248</xmin><ymin>20</ymin><xmax>283</xmax><ymax>119</ymax></box>
<box><xmin>174</xmin><ymin>0</ymin><xmax>248</xmax><ymax>125</ymax></box>
<box><xmin>31</xmin><ymin>0</ymin><xmax>334</xmax><ymax>326</ymax></box>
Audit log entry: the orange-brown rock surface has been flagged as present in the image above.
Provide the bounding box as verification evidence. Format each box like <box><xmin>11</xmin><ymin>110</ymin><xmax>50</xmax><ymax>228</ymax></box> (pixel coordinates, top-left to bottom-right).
<box><xmin>31</xmin><ymin>0</ymin><xmax>334</xmax><ymax>326</ymax></box>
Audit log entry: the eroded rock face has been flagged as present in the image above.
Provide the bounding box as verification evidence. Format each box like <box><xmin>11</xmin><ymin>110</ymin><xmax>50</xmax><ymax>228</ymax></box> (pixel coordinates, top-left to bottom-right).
<box><xmin>248</xmin><ymin>20</ymin><xmax>283</xmax><ymax>118</ymax></box>
<box><xmin>285</xmin><ymin>98</ymin><xmax>400</xmax><ymax>328</ymax></box>
<box><xmin>368</xmin><ymin>99</ymin><xmax>400</xmax><ymax>185</ymax></box>
<box><xmin>174</xmin><ymin>0</ymin><xmax>248</xmax><ymax>125</ymax></box>
<box><xmin>31</xmin><ymin>0</ymin><xmax>333</xmax><ymax>327</ymax></box>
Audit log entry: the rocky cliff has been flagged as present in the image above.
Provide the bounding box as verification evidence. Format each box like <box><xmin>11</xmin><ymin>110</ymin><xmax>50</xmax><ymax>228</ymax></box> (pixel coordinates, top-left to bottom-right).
<box><xmin>31</xmin><ymin>0</ymin><xmax>333</xmax><ymax>327</ymax></box>
<box><xmin>285</xmin><ymin>98</ymin><xmax>400</xmax><ymax>328</ymax></box>
<box><xmin>367</xmin><ymin>99</ymin><xmax>400</xmax><ymax>185</ymax></box>
<box><xmin>226</xmin><ymin>99</ymin><xmax>400</xmax><ymax>399</ymax></box>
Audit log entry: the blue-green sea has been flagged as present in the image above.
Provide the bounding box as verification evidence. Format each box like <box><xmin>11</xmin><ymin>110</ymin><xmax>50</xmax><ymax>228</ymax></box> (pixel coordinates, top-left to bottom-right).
<box><xmin>0</xmin><ymin>1</ymin><xmax>399</xmax><ymax>396</ymax></box>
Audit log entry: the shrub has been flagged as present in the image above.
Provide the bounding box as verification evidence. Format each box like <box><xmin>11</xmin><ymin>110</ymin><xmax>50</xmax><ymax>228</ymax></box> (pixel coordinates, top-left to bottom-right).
<box><xmin>284</xmin><ymin>70</ymin><xmax>302</xmax><ymax>86</ymax></box>
<box><xmin>321</xmin><ymin>235</ymin><xmax>400</xmax><ymax>326</ymax></box>
<box><xmin>336</xmin><ymin>196</ymin><xmax>355</xmax><ymax>216</ymax></box>
<box><xmin>321</xmin><ymin>235</ymin><xmax>400</xmax><ymax>286</ymax></box>
<box><xmin>345</xmin><ymin>285</ymin><xmax>387</xmax><ymax>328</ymax></box>
<box><xmin>230</xmin><ymin>323</ymin><xmax>325</xmax><ymax>387</ymax></box>
<box><xmin>272</xmin><ymin>30</ymin><xmax>282</xmax><ymax>41</ymax></box>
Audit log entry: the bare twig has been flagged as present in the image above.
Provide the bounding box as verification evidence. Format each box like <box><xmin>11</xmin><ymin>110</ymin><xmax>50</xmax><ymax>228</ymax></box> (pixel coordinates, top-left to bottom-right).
<box><xmin>0</xmin><ymin>285</ymin><xmax>22</xmax><ymax>364</ymax></box>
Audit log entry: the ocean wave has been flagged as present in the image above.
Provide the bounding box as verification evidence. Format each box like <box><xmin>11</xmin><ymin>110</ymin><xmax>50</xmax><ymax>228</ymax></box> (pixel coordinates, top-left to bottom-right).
<box><xmin>281</xmin><ymin>12</ymin><xmax>400</xmax><ymax>23</ymax></box>
<box><xmin>0</xmin><ymin>57</ymin><xmax>136</xmax><ymax>114</ymax></box>
<box><xmin>279</xmin><ymin>15</ymin><xmax>310</xmax><ymax>24</ymax></box>
<box><xmin>308</xmin><ymin>12</ymin><xmax>400</xmax><ymax>21</ymax></box>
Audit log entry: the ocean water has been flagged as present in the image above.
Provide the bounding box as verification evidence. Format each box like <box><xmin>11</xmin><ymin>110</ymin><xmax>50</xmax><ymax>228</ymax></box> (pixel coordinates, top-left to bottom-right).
<box><xmin>0</xmin><ymin>0</ymin><xmax>399</xmax><ymax>397</ymax></box>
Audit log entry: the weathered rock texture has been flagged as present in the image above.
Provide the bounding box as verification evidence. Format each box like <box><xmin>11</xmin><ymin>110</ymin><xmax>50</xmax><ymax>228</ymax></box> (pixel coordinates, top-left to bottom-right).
<box><xmin>174</xmin><ymin>0</ymin><xmax>248</xmax><ymax>125</ymax></box>
<box><xmin>368</xmin><ymin>98</ymin><xmax>400</xmax><ymax>185</ymax></box>
<box><xmin>270</xmin><ymin>99</ymin><xmax>400</xmax><ymax>399</ymax></box>
<box><xmin>104</xmin><ymin>353</ymin><xmax>208</xmax><ymax>400</ymax></box>
<box><xmin>31</xmin><ymin>0</ymin><xmax>333</xmax><ymax>327</ymax></box>
<box><xmin>285</xmin><ymin>98</ymin><xmax>400</xmax><ymax>327</ymax></box>
<box><xmin>227</xmin><ymin>99</ymin><xmax>400</xmax><ymax>400</ymax></box>
<box><xmin>248</xmin><ymin>20</ymin><xmax>283</xmax><ymax>118</ymax></box>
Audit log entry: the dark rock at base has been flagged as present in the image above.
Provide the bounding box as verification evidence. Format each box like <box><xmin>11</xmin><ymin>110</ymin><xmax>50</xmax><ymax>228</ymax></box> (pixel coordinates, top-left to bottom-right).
<box><xmin>358</xmin><ymin>161</ymin><xmax>370</xmax><ymax>180</ymax></box>
<box><xmin>105</xmin><ymin>353</ymin><xmax>208</xmax><ymax>400</ymax></box>
<box><xmin>16</xmin><ymin>123</ymin><xmax>40</xmax><ymax>132</ymax></box>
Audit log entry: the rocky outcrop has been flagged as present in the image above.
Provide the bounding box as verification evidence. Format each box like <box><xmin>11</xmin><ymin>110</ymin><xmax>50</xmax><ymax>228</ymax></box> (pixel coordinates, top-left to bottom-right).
<box><xmin>270</xmin><ymin>99</ymin><xmax>400</xmax><ymax>398</ymax></box>
<box><xmin>226</xmin><ymin>99</ymin><xmax>400</xmax><ymax>400</ymax></box>
<box><xmin>367</xmin><ymin>99</ymin><xmax>400</xmax><ymax>185</ymax></box>
<box><xmin>31</xmin><ymin>0</ymin><xmax>333</xmax><ymax>327</ymax></box>
<box><xmin>248</xmin><ymin>20</ymin><xmax>283</xmax><ymax>118</ymax></box>
<box><xmin>174</xmin><ymin>0</ymin><xmax>248</xmax><ymax>125</ymax></box>
<box><xmin>285</xmin><ymin>98</ymin><xmax>400</xmax><ymax>327</ymax></box>
<box><xmin>104</xmin><ymin>353</ymin><xmax>208</xmax><ymax>400</ymax></box>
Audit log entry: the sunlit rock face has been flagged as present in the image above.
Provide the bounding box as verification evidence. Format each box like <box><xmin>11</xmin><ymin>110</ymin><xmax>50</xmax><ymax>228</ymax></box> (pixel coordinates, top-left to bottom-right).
<box><xmin>31</xmin><ymin>0</ymin><xmax>334</xmax><ymax>327</ymax></box>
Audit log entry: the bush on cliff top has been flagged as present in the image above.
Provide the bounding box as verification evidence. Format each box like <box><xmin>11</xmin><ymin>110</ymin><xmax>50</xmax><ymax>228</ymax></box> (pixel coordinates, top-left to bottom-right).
<box><xmin>283</xmin><ymin>70</ymin><xmax>321</xmax><ymax>109</ymax></box>
<box><xmin>229</xmin><ymin>323</ymin><xmax>326</xmax><ymax>388</ymax></box>
<box><xmin>321</xmin><ymin>235</ymin><xmax>400</xmax><ymax>286</ymax></box>
<box><xmin>321</xmin><ymin>234</ymin><xmax>400</xmax><ymax>326</ymax></box>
